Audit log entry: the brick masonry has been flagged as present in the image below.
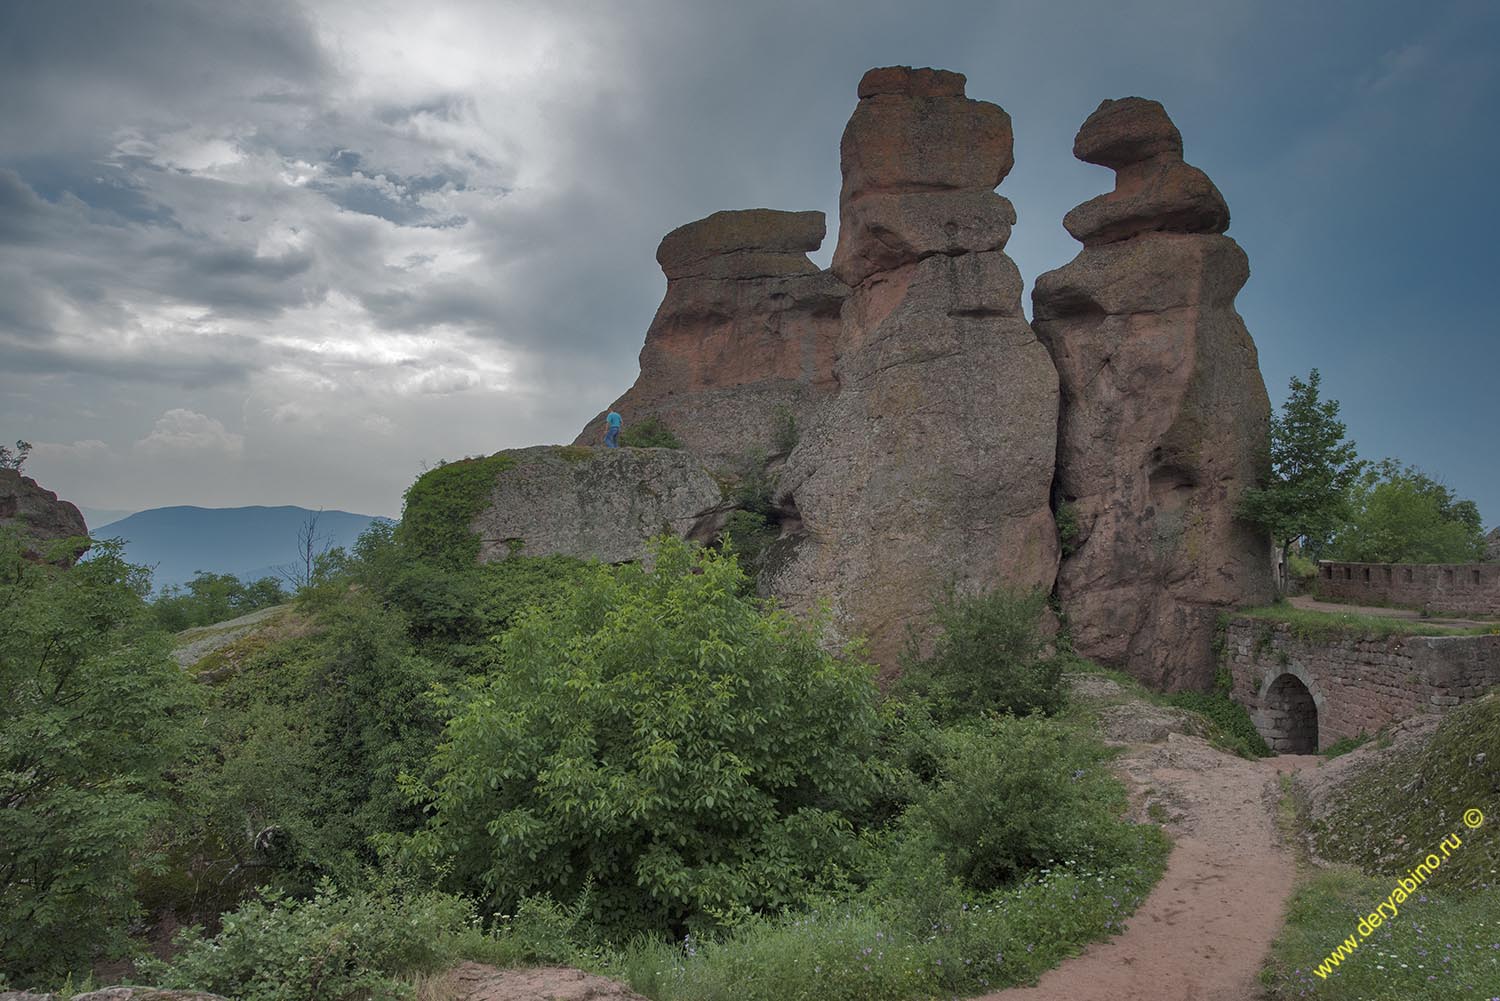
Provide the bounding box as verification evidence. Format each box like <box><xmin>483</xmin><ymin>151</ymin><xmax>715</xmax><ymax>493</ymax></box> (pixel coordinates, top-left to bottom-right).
<box><xmin>1225</xmin><ymin>617</ymin><xmax>1500</xmax><ymax>752</ymax></box>
<box><xmin>1316</xmin><ymin>560</ymin><xmax>1500</xmax><ymax>617</ymax></box>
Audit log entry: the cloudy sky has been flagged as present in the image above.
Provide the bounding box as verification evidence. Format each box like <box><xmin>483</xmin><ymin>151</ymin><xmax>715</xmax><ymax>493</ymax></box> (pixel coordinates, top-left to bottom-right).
<box><xmin>2</xmin><ymin>0</ymin><xmax>1496</xmax><ymax>524</ymax></box>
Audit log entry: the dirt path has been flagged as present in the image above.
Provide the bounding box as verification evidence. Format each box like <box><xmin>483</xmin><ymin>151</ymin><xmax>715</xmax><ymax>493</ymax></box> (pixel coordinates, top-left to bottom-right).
<box><xmin>1289</xmin><ymin>594</ymin><xmax>1494</xmax><ymax>630</ymax></box>
<box><xmin>977</xmin><ymin>735</ymin><xmax>1319</xmax><ymax>1001</ymax></box>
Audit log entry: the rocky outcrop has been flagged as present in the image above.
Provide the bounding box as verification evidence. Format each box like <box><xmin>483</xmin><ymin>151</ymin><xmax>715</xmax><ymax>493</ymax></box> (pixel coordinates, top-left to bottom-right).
<box><xmin>575</xmin><ymin>209</ymin><xmax>847</xmax><ymax>469</ymax></box>
<box><xmin>767</xmin><ymin>67</ymin><xmax>1060</xmax><ymax>671</ymax></box>
<box><xmin>1034</xmin><ymin>98</ymin><xmax>1274</xmax><ymax>691</ymax></box>
<box><xmin>0</xmin><ymin>468</ymin><xmax>89</xmax><ymax>564</ymax></box>
<box><xmin>471</xmin><ymin>446</ymin><xmax>724</xmax><ymax>565</ymax></box>
<box><xmin>1486</xmin><ymin>526</ymin><xmax>1500</xmax><ymax>562</ymax></box>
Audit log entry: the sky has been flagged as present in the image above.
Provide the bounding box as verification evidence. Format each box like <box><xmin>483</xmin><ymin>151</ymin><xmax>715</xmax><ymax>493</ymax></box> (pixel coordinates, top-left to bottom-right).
<box><xmin>1</xmin><ymin>0</ymin><xmax>1496</xmax><ymax>524</ymax></box>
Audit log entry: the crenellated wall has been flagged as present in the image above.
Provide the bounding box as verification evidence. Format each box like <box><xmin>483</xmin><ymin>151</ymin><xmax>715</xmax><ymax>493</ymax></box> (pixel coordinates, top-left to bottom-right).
<box><xmin>1225</xmin><ymin>616</ymin><xmax>1500</xmax><ymax>752</ymax></box>
<box><xmin>1316</xmin><ymin>561</ymin><xmax>1500</xmax><ymax>617</ymax></box>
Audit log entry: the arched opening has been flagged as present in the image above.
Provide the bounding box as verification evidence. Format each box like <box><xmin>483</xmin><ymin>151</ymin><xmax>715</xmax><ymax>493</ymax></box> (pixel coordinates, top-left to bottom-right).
<box><xmin>1264</xmin><ymin>673</ymin><xmax>1318</xmax><ymax>753</ymax></box>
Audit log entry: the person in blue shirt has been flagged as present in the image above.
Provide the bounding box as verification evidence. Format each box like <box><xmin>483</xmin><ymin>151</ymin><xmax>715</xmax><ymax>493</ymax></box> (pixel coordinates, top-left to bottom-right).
<box><xmin>604</xmin><ymin>410</ymin><xmax>623</xmax><ymax>448</ymax></box>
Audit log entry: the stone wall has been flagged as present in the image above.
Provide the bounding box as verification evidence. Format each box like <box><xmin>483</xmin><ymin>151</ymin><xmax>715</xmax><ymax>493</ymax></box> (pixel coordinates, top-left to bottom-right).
<box><xmin>1316</xmin><ymin>560</ymin><xmax>1500</xmax><ymax>617</ymax></box>
<box><xmin>1225</xmin><ymin>616</ymin><xmax>1500</xmax><ymax>752</ymax></box>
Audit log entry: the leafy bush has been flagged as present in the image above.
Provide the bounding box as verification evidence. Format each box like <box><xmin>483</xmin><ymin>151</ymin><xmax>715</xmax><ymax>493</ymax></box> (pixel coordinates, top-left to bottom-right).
<box><xmin>0</xmin><ymin>533</ymin><xmax>197</xmax><ymax>980</ymax></box>
<box><xmin>1055</xmin><ymin>502</ymin><xmax>1080</xmax><ymax>558</ymax></box>
<box><xmin>719</xmin><ymin>510</ymin><xmax>778</xmax><ymax>577</ymax></box>
<box><xmin>407</xmin><ymin>537</ymin><xmax>882</xmax><ymax>936</ymax></box>
<box><xmin>881</xmin><ymin>715</ymin><xmax>1139</xmax><ymax>899</ymax></box>
<box><xmin>396</xmin><ymin>453</ymin><xmax>516</xmax><ymax>568</ymax></box>
<box><xmin>1286</xmin><ymin>551</ymin><xmax>1318</xmax><ymax>582</ymax></box>
<box><xmin>145</xmin><ymin>880</ymin><xmax>471</xmax><ymax>1001</ymax></box>
<box><xmin>620</xmin><ymin>416</ymin><xmax>684</xmax><ymax>449</ymax></box>
<box><xmin>897</xmin><ymin>584</ymin><xmax>1064</xmax><ymax>723</ymax></box>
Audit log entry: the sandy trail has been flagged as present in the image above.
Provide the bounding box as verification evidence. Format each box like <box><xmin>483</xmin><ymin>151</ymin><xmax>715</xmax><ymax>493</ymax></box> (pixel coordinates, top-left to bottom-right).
<box><xmin>977</xmin><ymin>736</ymin><xmax>1318</xmax><ymax>1001</ymax></box>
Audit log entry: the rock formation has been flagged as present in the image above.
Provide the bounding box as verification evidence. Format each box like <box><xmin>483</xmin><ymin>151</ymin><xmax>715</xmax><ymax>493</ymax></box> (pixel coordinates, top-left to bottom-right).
<box><xmin>575</xmin><ymin>209</ymin><xmax>847</xmax><ymax>469</ymax></box>
<box><xmin>1485</xmin><ymin>526</ymin><xmax>1500</xmax><ymax>562</ymax></box>
<box><xmin>0</xmin><ymin>468</ymin><xmax>89</xmax><ymax>564</ymax></box>
<box><xmin>1033</xmin><ymin>98</ymin><xmax>1274</xmax><ymax>690</ymax></box>
<box><xmin>767</xmin><ymin>67</ymin><xmax>1060</xmax><ymax>671</ymax></box>
<box><xmin>470</xmin><ymin>446</ymin><xmax>724</xmax><ymax>565</ymax></box>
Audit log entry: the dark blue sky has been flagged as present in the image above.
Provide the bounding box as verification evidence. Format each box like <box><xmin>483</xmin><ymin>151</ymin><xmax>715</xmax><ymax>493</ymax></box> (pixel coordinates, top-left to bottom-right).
<box><xmin>0</xmin><ymin>0</ymin><xmax>1494</xmax><ymax>523</ymax></box>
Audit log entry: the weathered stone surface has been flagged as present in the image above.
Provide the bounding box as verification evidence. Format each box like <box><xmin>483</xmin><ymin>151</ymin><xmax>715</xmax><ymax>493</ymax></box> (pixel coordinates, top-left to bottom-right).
<box><xmin>471</xmin><ymin>446</ymin><xmax>724</xmax><ymax>565</ymax></box>
<box><xmin>768</xmin><ymin>69</ymin><xmax>1059</xmax><ymax>672</ymax></box>
<box><xmin>1486</xmin><ymin>526</ymin><xmax>1500</xmax><ymax>561</ymax></box>
<box><xmin>1035</xmin><ymin>99</ymin><xmax>1274</xmax><ymax>691</ymax></box>
<box><xmin>2</xmin><ymin>990</ymin><xmax>232</xmax><ymax>1001</ymax></box>
<box><xmin>1063</xmin><ymin>97</ymin><xmax>1229</xmax><ymax>247</ymax></box>
<box><xmin>576</xmin><ymin>209</ymin><xmax>846</xmax><ymax>469</ymax></box>
<box><xmin>0</xmin><ymin>468</ymin><xmax>89</xmax><ymax>564</ymax></box>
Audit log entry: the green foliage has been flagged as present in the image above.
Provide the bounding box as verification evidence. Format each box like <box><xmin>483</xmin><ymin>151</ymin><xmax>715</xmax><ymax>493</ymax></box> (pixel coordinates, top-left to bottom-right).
<box><xmin>1055</xmin><ymin>502</ymin><xmax>1080</xmax><ymax>558</ymax></box>
<box><xmin>1287</xmin><ymin>552</ymin><xmax>1318</xmax><ymax>581</ymax></box>
<box><xmin>396</xmin><ymin>453</ymin><xmax>516</xmax><ymax>568</ymax></box>
<box><xmin>151</xmin><ymin>571</ymin><xmax>286</xmax><ymax>632</ymax></box>
<box><xmin>720</xmin><ymin>510</ymin><xmax>778</xmax><ymax>577</ymax></box>
<box><xmin>882</xmin><ymin>716</ymin><xmax>1142</xmax><ymax>897</ymax></box>
<box><xmin>1319</xmin><ymin>732</ymin><xmax>1371</xmax><ymax>759</ymax></box>
<box><xmin>145</xmin><ymin>880</ymin><xmax>472</xmax><ymax>1001</ymax></box>
<box><xmin>1239</xmin><ymin>369</ymin><xmax>1364</xmax><ymax>581</ymax></box>
<box><xmin>407</xmin><ymin>537</ymin><xmax>883</xmax><ymax>936</ymax></box>
<box><xmin>897</xmin><ymin>585</ymin><xmax>1064</xmax><ymax>724</ymax></box>
<box><xmin>1262</xmin><ymin>865</ymin><xmax>1499</xmax><ymax>1000</ymax></box>
<box><xmin>770</xmin><ymin>405</ymin><xmax>798</xmax><ymax>455</ymax></box>
<box><xmin>0</xmin><ymin>532</ymin><xmax>197</xmax><ymax>980</ymax></box>
<box><xmin>726</xmin><ymin>448</ymin><xmax>776</xmax><ymax>517</ymax></box>
<box><xmin>1162</xmin><ymin>691</ymin><xmax>1271</xmax><ymax>758</ymax></box>
<box><xmin>619</xmin><ymin>416</ymin><xmax>684</xmax><ymax>449</ymax></box>
<box><xmin>1329</xmin><ymin>458</ymin><xmax>1486</xmax><ymax>564</ymax></box>
<box><xmin>0</xmin><ymin>439</ymin><xmax>31</xmax><ymax>471</ymax></box>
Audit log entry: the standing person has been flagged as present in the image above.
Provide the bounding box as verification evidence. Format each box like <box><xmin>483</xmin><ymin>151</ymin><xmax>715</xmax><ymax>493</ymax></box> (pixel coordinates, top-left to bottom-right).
<box><xmin>604</xmin><ymin>410</ymin><xmax>623</xmax><ymax>448</ymax></box>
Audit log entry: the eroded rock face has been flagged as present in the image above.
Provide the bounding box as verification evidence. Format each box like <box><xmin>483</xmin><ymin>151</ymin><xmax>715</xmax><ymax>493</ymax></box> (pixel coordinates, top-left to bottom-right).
<box><xmin>0</xmin><ymin>468</ymin><xmax>89</xmax><ymax>564</ymax></box>
<box><xmin>576</xmin><ymin>209</ymin><xmax>847</xmax><ymax>469</ymax></box>
<box><xmin>768</xmin><ymin>67</ymin><xmax>1060</xmax><ymax>672</ymax></box>
<box><xmin>1034</xmin><ymin>97</ymin><xmax>1274</xmax><ymax>691</ymax></box>
<box><xmin>471</xmin><ymin>446</ymin><xmax>724</xmax><ymax>565</ymax></box>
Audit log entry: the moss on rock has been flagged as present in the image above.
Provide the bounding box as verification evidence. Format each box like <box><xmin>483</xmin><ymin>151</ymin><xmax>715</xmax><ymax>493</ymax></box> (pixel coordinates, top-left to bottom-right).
<box><xmin>397</xmin><ymin>453</ymin><xmax>517</xmax><ymax>568</ymax></box>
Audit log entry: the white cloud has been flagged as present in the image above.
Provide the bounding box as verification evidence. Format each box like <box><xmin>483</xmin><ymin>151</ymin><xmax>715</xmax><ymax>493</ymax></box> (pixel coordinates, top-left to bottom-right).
<box><xmin>136</xmin><ymin>409</ymin><xmax>245</xmax><ymax>455</ymax></box>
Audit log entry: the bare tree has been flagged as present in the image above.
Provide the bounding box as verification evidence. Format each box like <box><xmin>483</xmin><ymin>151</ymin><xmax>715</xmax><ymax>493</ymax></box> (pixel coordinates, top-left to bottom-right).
<box><xmin>0</xmin><ymin>440</ymin><xmax>32</xmax><ymax>471</ymax></box>
<box><xmin>276</xmin><ymin>509</ymin><xmax>332</xmax><ymax>591</ymax></box>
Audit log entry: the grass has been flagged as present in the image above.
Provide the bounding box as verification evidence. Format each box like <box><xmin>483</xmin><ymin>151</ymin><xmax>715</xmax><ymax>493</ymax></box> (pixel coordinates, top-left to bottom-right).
<box><xmin>1261</xmin><ymin>694</ymin><xmax>1500</xmax><ymax>1000</ymax></box>
<box><xmin>1236</xmin><ymin>603</ymin><xmax>1497</xmax><ymax>640</ymax></box>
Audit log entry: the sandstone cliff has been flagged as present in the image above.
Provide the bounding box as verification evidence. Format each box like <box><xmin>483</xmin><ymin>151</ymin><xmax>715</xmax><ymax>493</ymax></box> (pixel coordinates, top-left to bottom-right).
<box><xmin>574</xmin><ymin>209</ymin><xmax>847</xmax><ymax>469</ymax></box>
<box><xmin>470</xmin><ymin>445</ymin><xmax>724</xmax><ymax>565</ymax></box>
<box><xmin>1033</xmin><ymin>98</ymin><xmax>1274</xmax><ymax>690</ymax></box>
<box><xmin>768</xmin><ymin>67</ymin><xmax>1060</xmax><ymax>671</ymax></box>
<box><xmin>0</xmin><ymin>468</ymin><xmax>89</xmax><ymax>564</ymax></box>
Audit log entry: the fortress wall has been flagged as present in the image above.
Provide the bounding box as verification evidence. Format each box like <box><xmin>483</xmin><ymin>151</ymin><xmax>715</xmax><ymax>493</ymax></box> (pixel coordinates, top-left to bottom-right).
<box><xmin>1316</xmin><ymin>560</ymin><xmax>1500</xmax><ymax>617</ymax></box>
<box><xmin>1225</xmin><ymin>617</ymin><xmax>1500</xmax><ymax>751</ymax></box>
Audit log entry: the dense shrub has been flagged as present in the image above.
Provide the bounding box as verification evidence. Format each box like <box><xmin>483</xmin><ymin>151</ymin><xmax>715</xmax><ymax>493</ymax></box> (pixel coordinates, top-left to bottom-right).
<box><xmin>897</xmin><ymin>584</ymin><xmax>1064</xmax><ymax>723</ymax></box>
<box><xmin>146</xmin><ymin>880</ymin><xmax>471</xmax><ymax>1001</ymax></box>
<box><xmin>0</xmin><ymin>533</ymin><xmax>196</xmax><ymax>980</ymax></box>
<box><xmin>407</xmin><ymin>537</ymin><xmax>883</xmax><ymax>935</ymax></box>
<box><xmin>619</xmin><ymin>416</ymin><xmax>684</xmax><ymax>449</ymax></box>
<box><xmin>882</xmin><ymin>715</ymin><xmax>1139</xmax><ymax>900</ymax></box>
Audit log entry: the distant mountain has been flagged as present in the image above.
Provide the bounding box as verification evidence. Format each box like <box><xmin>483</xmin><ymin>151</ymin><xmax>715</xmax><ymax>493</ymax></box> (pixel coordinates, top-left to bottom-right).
<box><xmin>93</xmin><ymin>505</ymin><xmax>393</xmax><ymax>591</ymax></box>
<box><xmin>79</xmin><ymin>505</ymin><xmax>137</xmax><ymax>527</ymax></box>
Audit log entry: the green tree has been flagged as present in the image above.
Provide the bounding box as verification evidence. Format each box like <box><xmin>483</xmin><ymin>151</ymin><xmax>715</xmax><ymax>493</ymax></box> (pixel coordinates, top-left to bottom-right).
<box><xmin>1329</xmin><ymin>459</ymin><xmax>1486</xmax><ymax>563</ymax></box>
<box><xmin>406</xmin><ymin>537</ymin><xmax>881</xmax><ymax>936</ymax></box>
<box><xmin>0</xmin><ymin>440</ymin><xmax>31</xmax><ymax>471</ymax></box>
<box><xmin>1238</xmin><ymin>369</ymin><xmax>1364</xmax><ymax>591</ymax></box>
<box><xmin>0</xmin><ymin>532</ymin><xmax>197</xmax><ymax>979</ymax></box>
<box><xmin>150</xmin><ymin>571</ymin><xmax>286</xmax><ymax>632</ymax></box>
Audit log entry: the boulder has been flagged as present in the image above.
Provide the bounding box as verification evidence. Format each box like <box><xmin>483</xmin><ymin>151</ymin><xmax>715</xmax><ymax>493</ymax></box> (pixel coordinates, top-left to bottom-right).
<box><xmin>0</xmin><ymin>468</ymin><xmax>89</xmax><ymax>564</ymax></box>
<box><xmin>1063</xmin><ymin>98</ymin><xmax>1229</xmax><ymax>247</ymax></box>
<box><xmin>576</xmin><ymin>209</ymin><xmax>847</xmax><ymax>470</ymax></box>
<box><xmin>768</xmin><ymin>67</ymin><xmax>1060</xmax><ymax>672</ymax></box>
<box><xmin>1034</xmin><ymin>98</ymin><xmax>1274</xmax><ymax>691</ymax></box>
<box><xmin>470</xmin><ymin>446</ymin><xmax>725</xmax><ymax>565</ymax></box>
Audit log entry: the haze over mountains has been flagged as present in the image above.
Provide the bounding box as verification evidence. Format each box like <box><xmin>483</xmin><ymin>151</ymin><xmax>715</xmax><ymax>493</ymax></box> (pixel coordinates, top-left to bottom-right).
<box><xmin>93</xmin><ymin>506</ymin><xmax>391</xmax><ymax>591</ymax></box>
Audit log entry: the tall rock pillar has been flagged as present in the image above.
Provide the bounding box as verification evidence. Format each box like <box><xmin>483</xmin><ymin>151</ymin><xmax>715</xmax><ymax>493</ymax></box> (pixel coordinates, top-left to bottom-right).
<box><xmin>1033</xmin><ymin>98</ymin><xmax>1274</xmax><ymax>690</ymax></box>
<box><xmin>769</xmin><ymin>67</ymin><xmax>1060</xmax><ymax>673</ymax></box>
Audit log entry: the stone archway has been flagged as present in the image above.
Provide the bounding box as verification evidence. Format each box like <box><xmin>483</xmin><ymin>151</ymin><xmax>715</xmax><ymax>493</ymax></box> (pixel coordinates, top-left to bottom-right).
<box><xmin>1261</xmin><ymin>672</ymin><xmax>1319</xmax><ymax>753</ymax></box>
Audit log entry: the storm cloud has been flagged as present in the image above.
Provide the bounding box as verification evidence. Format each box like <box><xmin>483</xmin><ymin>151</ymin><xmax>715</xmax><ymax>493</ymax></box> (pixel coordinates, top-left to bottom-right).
<box><xmin>2</xmin><ymin>0</ymin><xmax>1496</xmax><ymax>524</ymax></box>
